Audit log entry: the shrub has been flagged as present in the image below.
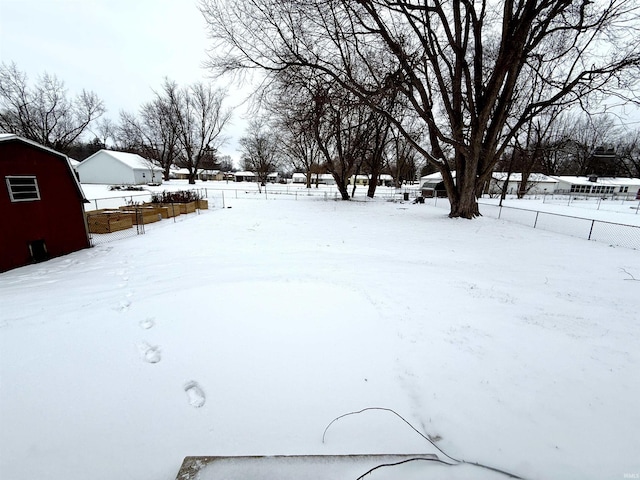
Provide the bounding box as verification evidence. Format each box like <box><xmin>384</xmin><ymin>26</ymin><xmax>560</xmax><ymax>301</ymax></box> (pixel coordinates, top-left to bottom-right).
<box><xmin>151</xmin><ymin>190</ymin><xmax>201</xmax><ymax>204</ymax></box>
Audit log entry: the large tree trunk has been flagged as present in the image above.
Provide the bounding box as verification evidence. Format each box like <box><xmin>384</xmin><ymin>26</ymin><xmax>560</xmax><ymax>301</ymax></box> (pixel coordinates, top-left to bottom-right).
<box><xmin>449</xmin><ymin>189</ymin><xmax>480</xmax><ymax>218</ymax></box>
<box><xmin>337</xmin><ymin>181</ymin><xmax>350</xmax><ymax>200</ymax></box>
<box><xmin>442</xmin><ymin>165</ymin><xmax>481</xmax><ymax>218</ymax></box>
<box><xmin>367</xmin><ymin>169</ymin><xmax>380</xmax><ymax>198</ymax></box>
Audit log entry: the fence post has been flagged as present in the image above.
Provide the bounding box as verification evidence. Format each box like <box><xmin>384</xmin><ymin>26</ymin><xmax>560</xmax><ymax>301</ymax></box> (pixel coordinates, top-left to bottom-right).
<box><xmin>222</xmin><ymin>190</ymin><xmax>225</xmax><ymax>209</ymax></box>
<box><xmin>498</xmin><ymin>206</ymin><xmax>502</xmax><ymax>219</ymax></box>
<box><xmin>534</xmin><ymin>211</ymin><xmax>539</xmax><ymax>229</ymax></box>
<box><xmin>588</xmin><ymin>220</ymin><xmax>595</xmax><ymax>240</ymax></box>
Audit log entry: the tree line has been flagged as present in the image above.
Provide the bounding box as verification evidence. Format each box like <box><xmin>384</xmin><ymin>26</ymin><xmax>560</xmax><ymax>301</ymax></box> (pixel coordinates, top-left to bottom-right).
<box><xmin>3</xmin><ymin>0</ymin><xmax>640</xmax><ymax>213</ymax></box>
<box><xmin>199</xmin><ymin>0</ymin><xmax>640</xmax><ymax>218</ymax></box>
<box><xmin>0</xmin><ymin>63</ymin><xmax>231</xmax><ymax>185</ymax></box>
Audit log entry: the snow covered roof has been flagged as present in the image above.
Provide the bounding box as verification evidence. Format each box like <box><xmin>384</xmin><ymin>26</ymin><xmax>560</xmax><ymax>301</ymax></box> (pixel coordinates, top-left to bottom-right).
<box><xmin>550</xmin><ymin>176</ymin><xmax>640</xmax><ymax>187</ymax></box>
<box><xmin>492</xmin><ymin>172</ymin><xmax>558</xmax><ymax>183</ymax></box>
<box><xmin>90</xmin><ymin>150</ymin><xmax>161</xmax><ymax>171</ymax></box>
<box><xmin>234</xmin><ymin>171</ymin><xmax>255</xmax><ymax>176</ymax></box>
<box><xmin>420</xmin><ymin>172</ymin><xmax>446</xmax><ymax>183</ymax></box>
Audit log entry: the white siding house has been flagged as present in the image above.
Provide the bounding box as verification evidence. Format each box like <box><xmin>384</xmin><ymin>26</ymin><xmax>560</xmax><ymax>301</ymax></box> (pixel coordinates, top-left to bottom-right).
<box><xmin>77</xmin><ymin>150</ymin><xmax>163</xmax><ymax>185</ymax></box>
<box><xmin>550</xmin><ymin>176</ymin><xmax>640</xmax><ymax>197</ymax></box>
<box><xmin>490</xmin><ymin>172</ymin><xmax>559</xmax><ymax>195</ymax></box>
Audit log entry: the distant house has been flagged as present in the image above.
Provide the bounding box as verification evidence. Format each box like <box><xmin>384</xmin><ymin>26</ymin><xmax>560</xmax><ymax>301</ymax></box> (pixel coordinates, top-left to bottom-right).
<box><xmin>293</xmin><ymin>172</ymin><xmax>336</xmax><ymax>185</ymax></box>
<box><xmin>379</xmin><ymin>174</ymin><xmax>394</xmax><ymax>187</ymax></box>
<box><xmin>0</xmin><ymin>134</ymin><xmax>90</xmax><ymax>273</ymax></box>
<box><xmin>348</xmin><ymin>174</ymin><xmax>394</xmax><ymax>186</ymax></box>
<box><xmin>550</xmin><ymin>175</ymin><xmax>640</xmax><ymax>197</ymax></box>
<box><xmin>349</xmin><ymin>174</ymin><xmax>371</xmax><ymax>185</ymax></box>
<box><xmin>77</xmin><ymin>150</ymin><xmax>163</xmax><ymax>185</ymax></box>
<box><xmin>170</xmin><ymin>168</ymin><xmax>224</xmax><ymax>181</ymax></box>
<box><xmin>489</xmin><ymin>172</ymin><xmax>559</xmax><ymax>196</ymax></box>
<box><xmin>292</xmin><ymin>172</ymin><xmax>307</xmax><ymax>184</ymax></box>
<box><xmin>234</xmin><ymin>171</ymin><xmax>256</xmax><ymax>182</ymax></box>
<box><xmin>313</xmin><ymin>173</ymin><xmax>336</xmax><ymax>185</ymax></box>
<box><xmin>199</xmin><ymin>169</ymin><xmax>223</xmax><ymax>181</ymax></box>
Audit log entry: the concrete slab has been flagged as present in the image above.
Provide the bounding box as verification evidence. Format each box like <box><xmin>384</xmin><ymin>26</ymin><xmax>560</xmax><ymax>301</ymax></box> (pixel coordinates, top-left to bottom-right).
<box><xmin>174</xmin><ymin>453</ymin><xmax>513</xmax><ymax>479</ymax></box>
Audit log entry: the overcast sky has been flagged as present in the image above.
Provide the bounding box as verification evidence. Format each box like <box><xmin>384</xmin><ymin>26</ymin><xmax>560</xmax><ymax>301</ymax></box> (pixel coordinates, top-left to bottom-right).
<box><xmin>0</xmin><ymin>0</ymin><xmax>249</xmax><ymax>160</ymax></box>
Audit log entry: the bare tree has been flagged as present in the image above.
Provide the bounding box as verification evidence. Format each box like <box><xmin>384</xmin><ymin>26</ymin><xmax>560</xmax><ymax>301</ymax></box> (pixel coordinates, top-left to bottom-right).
<box><xmin>0</xmin><ymin>62</ymin><xmax>105</xmax><ymax>154</ymax></box>
<box><xmin>311</xmin><ymin>79</ymin><xmax>374</xmax><ymax>200</ymax></box>
<box><xmin>165</xmin><ymin>79</ymin><xmax>232</xmax><ymax>184</ymax></box>
<box><xmin>200</xmin><ymin>0</ymin><xmax>640</xmax><ymax>218</ymax></box>
<box><xmin>387</xmin><ymin>123</ymin><xmax>423</xmax><ymax>188</ymax></box>
<box><xmin>616</xmin><ymin>129</ymin><xmax>640</xmax><ymax>178</ymax></box>
<box><xmin>118</xmin><ymin>93</ymin><xmax>182</xmax><ymax>181</ymax></box>
<box><xmin>564</xmin><ymin>114</ymin><xmax>619</xmax><ymax>175</ymax></box>
<box><xmin>239</xmin><ymin>117</ymin><xmax>281</xmax><ymax>189</ymax></box>
<box><xmin>265</xmin><ymin>71</ymin><xmax>324</xmax><ymax>188</ymax></box>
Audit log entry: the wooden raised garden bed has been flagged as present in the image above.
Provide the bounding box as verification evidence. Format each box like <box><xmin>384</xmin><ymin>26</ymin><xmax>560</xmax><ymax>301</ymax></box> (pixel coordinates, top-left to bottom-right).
<box><xmin>178</xmin><ymin>201</ymin><xmax>197</xmax><ymax>214</ymax></box>
<box><xmin>86</xmin><ymin>210</ymin><xmax>133</xmax><ymax>234</ymax></box>
<box><xmin>117</xmin><ymin>208</ymin><xmax>163</xmax><ymax>225</ymax></box>
<box><xmin>139</xmin><ymin>204</ymin><xmax>171</xmax><ymax>219</ymax></box>
<box><xmin>155</xmin><ymin>203</ymin><xmax>182</xmax><ymax>218</ymax></box>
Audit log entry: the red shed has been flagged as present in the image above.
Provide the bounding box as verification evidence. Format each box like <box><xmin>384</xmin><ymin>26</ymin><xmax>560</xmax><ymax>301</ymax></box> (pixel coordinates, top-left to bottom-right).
<box><xmin>0</xmin><ymin>134</ymin><xmax>90</xmax><ymax>273</ymax></box>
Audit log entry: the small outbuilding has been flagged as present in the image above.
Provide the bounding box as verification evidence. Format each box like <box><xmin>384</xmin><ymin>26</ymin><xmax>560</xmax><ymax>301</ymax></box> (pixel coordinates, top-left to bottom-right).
<box><xmin>419</xmin><ymin>172</ymin><xmax>449</xmax><ymax>197</ymax></box>
<box><xmin>0</xmin><ymin>134</ymin><xmax>90</xmax><ymax>273</ymax></box>
<box><xmin>77</xmin><ymin>149</ymin><xmax>163</xmax><ymax>185</ymax></box>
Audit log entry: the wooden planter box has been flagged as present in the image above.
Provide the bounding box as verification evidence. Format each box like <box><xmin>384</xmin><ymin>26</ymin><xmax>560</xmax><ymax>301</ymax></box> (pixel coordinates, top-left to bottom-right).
<box><xmin>121</xmin><ymin>205</ymin><xmax>169</xmax><ymax>221</ymax></box>
<box><xmin>156</xmin><ymin>203</ymin><xmax>182</xmax><ymax>218</ymax></box>
<box><xmin>196</xmin><ymin>199</ymin><xmax>209</xmax><ymax>210</ymax></box>
<box><xmin>118</xmin><ymin>208</ymin><xmax>162</xmax><ymax>225</ymax></box>
<box><xmin>86</xmin><ymin>210</ymin><xmax>133</xmax><ymax>234</ymax></box>
<box><xmin>179</xmin><ymin>201</ymin><xmax>197</xmax><ymax>214</ymax></box>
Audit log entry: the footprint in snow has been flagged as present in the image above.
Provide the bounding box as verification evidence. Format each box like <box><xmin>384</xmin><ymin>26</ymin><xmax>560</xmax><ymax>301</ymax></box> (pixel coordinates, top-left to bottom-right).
<box><xmin>139</xmin><ymin>343</ymin><xmax>161</xmax><ymax>364</ymax></box>
<box><xmin>184</xmin><ymin>381</ymin><xmax>206</xmax><ymax>408</ymax></box>
<box><xmin>139</xmin><ymin>317</ymin><xmax>155</xmax><ymax>330</ymax></box>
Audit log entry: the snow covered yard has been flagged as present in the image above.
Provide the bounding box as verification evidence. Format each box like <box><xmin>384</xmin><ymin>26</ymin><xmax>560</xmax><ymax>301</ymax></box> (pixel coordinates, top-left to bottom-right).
<box><xmin>1</xmin><ymin>196</ymin><xmax>639</xmax><ymax>480</ymax></box>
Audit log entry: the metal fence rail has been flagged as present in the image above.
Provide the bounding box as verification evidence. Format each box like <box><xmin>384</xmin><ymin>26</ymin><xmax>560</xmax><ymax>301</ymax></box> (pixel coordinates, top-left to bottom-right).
<box><xmin>86</xmin><ymin>201</ymin><xmax>209</xmax><ymax>246</ymax></box>
<box><xmin>423</xmin><ymin>196</ymin><xmax>640</xmax><ymax>249</ymax></box>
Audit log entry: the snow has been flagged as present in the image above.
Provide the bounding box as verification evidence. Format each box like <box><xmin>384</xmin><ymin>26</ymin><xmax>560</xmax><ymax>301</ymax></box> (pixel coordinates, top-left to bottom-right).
<box><xmin>86</xmin><ymin>150</ymin><xmax>162</xmax><ymax>171</ymax></box>
<box><xmin>1</xmin><ymin>186</ymin><xmax>640</xmax><ymax>480</ymax></box>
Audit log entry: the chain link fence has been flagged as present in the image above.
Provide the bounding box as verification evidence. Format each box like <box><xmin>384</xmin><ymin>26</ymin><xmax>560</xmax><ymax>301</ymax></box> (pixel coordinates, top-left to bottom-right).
<box><xmin>86</xmin><ymin>199</ymin><xmax>210</xmax><ymax>246</ymax></box>
<box><xmin>423</xmin><ymin>196</ymin><xmax>640</xmax><ymax>249</ymax></box>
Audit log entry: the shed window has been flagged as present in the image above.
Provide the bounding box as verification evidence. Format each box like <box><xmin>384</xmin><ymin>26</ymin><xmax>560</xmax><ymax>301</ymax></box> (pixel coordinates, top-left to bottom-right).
<box><xmin>6</xmin><ymin>176</ymin><xmax>41</xmax><ymax>202</ymax></box>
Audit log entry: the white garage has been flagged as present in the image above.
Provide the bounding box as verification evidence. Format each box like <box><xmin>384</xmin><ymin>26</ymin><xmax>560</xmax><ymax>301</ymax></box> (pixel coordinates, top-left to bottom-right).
<box><xmin>77</xmin><ymin>150</ymin><xmax>163</xmax><ymax>185</ymax></box>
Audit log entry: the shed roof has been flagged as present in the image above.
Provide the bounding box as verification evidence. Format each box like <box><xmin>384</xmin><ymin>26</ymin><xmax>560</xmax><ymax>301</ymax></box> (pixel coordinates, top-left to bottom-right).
<box><xmin>83</xmin><ymin>149</ymin><xmax>162</xmax><ymax>171</ymax></box>
<box><xmin>0</xmin><ymin>133</ymin><xmax>87</xmax><ymax>201</ymax></box>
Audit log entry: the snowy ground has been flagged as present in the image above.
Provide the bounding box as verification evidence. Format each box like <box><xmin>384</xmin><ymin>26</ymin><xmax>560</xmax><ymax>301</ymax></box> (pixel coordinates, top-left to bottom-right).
<box><xmin>1</xmin><ymin>188</ymin><xmax>639</xmax><ymax>480</ymax></box>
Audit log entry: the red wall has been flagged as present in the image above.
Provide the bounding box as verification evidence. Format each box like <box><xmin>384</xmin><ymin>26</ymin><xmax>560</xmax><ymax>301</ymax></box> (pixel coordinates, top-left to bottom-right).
<box><xmin>0</xmin><ymin>141</ymin><xmax>90</xmax><ymax>273</ymax></box>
